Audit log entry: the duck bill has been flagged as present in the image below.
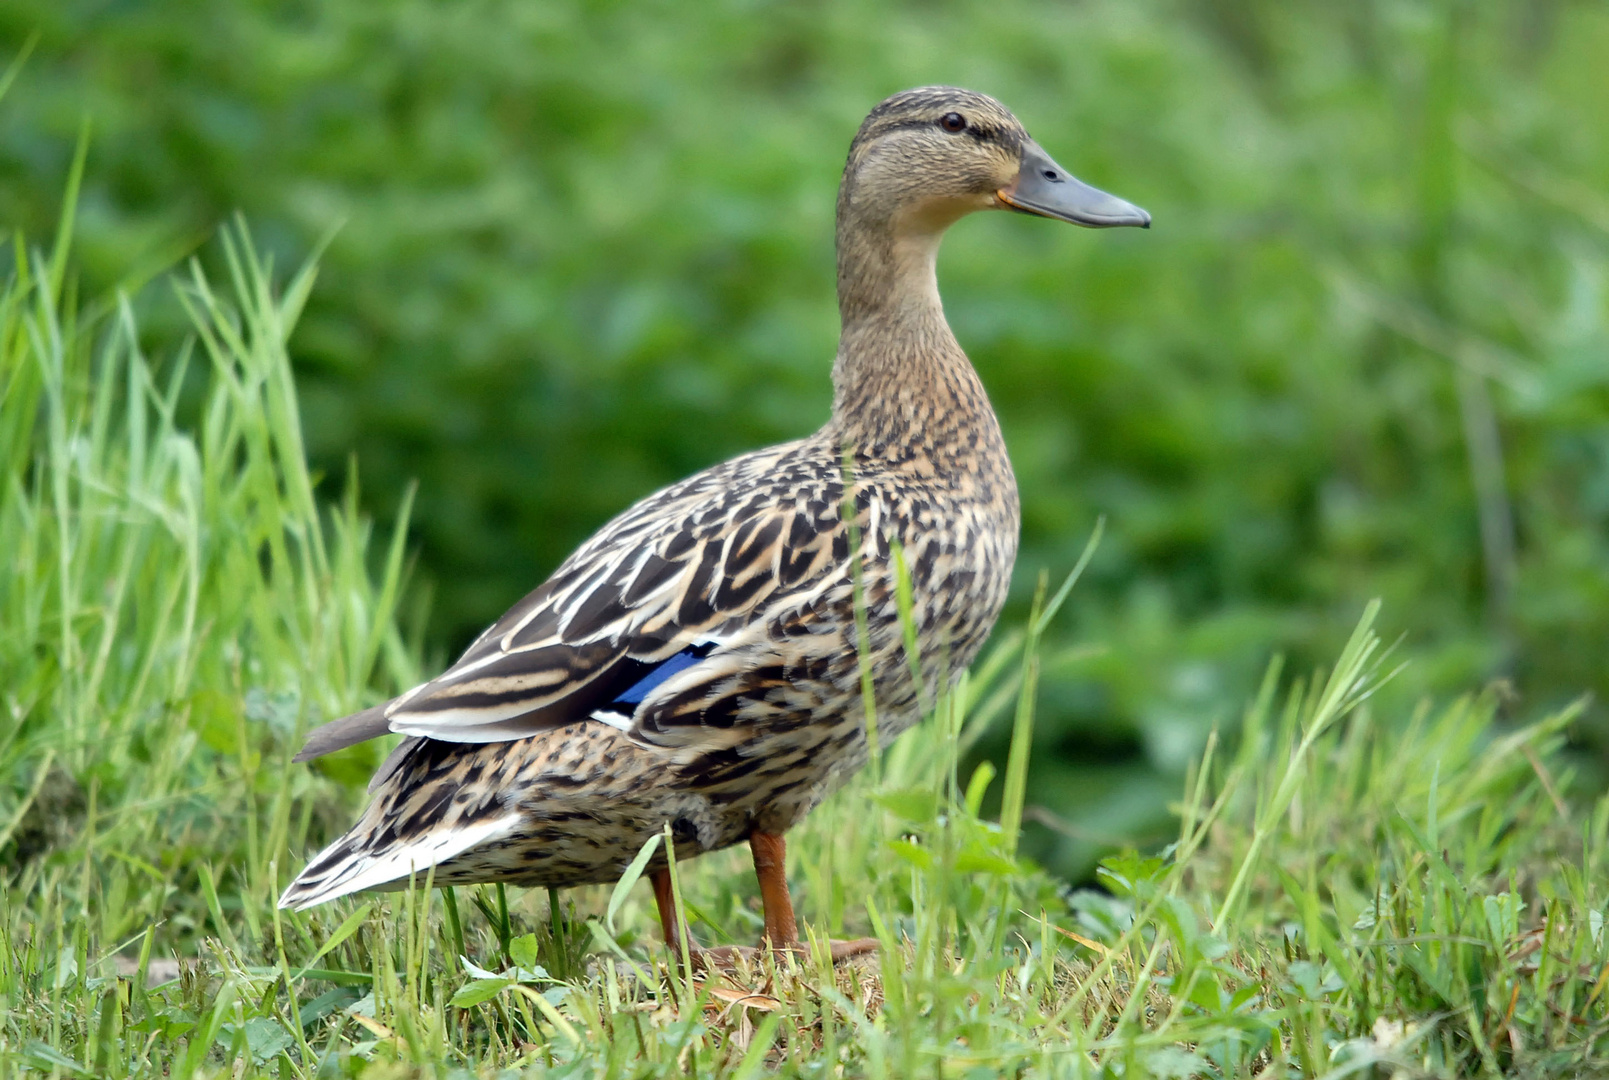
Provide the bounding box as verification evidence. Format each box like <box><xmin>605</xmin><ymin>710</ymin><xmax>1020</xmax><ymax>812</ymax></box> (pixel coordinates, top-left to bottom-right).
<box><xmin>997</xmin><ymin>140</ymin><xmax>1151</xmax><ymax>229</ymax></box>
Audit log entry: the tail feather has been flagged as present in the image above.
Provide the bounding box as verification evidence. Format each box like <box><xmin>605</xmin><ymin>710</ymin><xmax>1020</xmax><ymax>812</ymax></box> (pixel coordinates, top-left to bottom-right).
<box><xmin>293</xmin><ymin>703</ymin><xmax>396</xmax><ymax>762</ymax></box>
<box><xmin>278</xmin><ymin>812</ymin><xmax>520</xmax><ymax>910</ymax></box>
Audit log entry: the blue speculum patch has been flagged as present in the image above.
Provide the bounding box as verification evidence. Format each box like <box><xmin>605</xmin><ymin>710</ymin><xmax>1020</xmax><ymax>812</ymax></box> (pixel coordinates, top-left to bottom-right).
<box><xmin>613</xmin><ymin>642</ymin><xmax>717</xmax><ymax>705</ymax></box>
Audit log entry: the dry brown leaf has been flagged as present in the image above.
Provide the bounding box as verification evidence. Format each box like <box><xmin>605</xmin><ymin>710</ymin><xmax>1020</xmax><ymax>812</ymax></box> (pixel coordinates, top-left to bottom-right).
<box><xmin>703</xmin><ymin>983</ymin><xmax>781</xmax><ymax>1011</ymax></box>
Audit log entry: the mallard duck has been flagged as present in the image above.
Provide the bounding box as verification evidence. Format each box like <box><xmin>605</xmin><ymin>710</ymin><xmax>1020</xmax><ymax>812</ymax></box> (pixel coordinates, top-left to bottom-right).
<box><xmin>279</xmin><ymin>87</ymin><xmax>1148</xmax><ymax>962</ymax></box>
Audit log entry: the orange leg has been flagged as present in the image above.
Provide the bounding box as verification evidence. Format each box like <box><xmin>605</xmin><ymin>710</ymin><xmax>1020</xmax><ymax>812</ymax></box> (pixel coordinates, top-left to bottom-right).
<box><xmin>749</xmin><ymin>830</ymin><xmax>799</xmax><ymax>948</ymax></box>
<box><xmin>650</xmin><ymin>833</ymin><xmax>879</xmax><ymax>965</ymax></box>
<box><xmin>650</xmin><ymin>867</ymin><xmax>682</xmax><ymax>952</ymax></box>
<box><xmin>750</xmin><ymin>829</ymin><xmax>877</xmax><ymax>962</ymax></box>
<box><xmin>652</xmin><ymin>864</ymin><xmax>740</xmax><ymax>967</ymax></box>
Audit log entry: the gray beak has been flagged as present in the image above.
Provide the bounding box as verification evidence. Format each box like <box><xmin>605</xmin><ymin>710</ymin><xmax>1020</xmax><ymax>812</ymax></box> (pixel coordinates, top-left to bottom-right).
<box><xmin>997</xmin><ymin>140</ymin><xmax>1151</xmax><ymax>229</ymax></box>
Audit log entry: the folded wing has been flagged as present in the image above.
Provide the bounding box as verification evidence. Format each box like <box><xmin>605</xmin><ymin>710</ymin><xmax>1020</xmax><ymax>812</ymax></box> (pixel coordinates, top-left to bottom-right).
<box><xmin>293</xmin><ymin>444</ymin><xmax>848</xmax><ymax>762</ymax></box>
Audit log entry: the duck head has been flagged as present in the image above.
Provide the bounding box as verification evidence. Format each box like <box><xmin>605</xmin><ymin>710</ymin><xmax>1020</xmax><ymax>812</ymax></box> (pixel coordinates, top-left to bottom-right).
<box><xmin>841</xmin><ymin>86</ymin><xmax>1150</xmax><ymax>232</ymax></box>
<box><xmin>836</xmin><ymin>87</ymin><xmax>1148</xmax><ymax>322</ymax></box>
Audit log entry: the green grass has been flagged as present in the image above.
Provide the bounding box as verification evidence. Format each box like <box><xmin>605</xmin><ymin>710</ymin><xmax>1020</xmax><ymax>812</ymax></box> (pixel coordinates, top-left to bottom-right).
<box><xmin>2</xmin><ymin>196</ymin><xmax>1606</xmax><ymax>1076</ymax></box>
<box><xmin>6</xmin><ymin>1</ymin><xmax>1609</xmax><ymax>885</ymax></box>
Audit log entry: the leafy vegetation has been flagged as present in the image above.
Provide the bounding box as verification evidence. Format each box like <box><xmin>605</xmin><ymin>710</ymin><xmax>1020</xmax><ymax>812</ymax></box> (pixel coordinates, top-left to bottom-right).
<box><xmin>1</xmin><ymin>200</ymin><xmax>1603</xmax><ymax>1076</ymax></box>
<box><xmin>2</xmin><ymin>0</ymin><xmax>1607</xmax><ymax>876</ymax></box>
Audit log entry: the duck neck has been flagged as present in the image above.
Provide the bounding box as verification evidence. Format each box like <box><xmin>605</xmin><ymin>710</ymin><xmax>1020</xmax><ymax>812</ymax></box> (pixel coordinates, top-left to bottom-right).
<box><xmin>829</xmin><ymin>205</ymin><xmax>991</xmax><ymax>454</ymax></box>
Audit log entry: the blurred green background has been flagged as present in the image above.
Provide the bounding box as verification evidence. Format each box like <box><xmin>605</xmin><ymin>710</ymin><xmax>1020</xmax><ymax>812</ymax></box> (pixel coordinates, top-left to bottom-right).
<box><xmin>3</xmin><ymin>0</ymin><xmax>1606</xmax><ymax>880</ymax></box>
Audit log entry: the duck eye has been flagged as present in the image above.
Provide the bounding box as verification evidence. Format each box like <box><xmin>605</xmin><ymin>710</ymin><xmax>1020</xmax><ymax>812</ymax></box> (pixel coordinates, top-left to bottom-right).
<box><xmin>939</xmin><ymin>112</ymin><xmax>967</xmax><ymax>134</ymax></box>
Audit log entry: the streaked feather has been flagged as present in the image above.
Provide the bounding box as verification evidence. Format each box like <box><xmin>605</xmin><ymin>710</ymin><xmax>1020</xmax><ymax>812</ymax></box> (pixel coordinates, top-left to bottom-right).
<box><xmin>280</xmin><ymin>87</ymin><xmax>1043</xmax><ymax>912</ymax></box>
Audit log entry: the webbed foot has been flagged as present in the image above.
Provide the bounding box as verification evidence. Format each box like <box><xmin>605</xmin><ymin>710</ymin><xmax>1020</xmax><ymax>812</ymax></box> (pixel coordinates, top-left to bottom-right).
<box><xmin>679</xmin><ymin>937</ymin><xmax>879</xmax><ymax>969</ymax></box>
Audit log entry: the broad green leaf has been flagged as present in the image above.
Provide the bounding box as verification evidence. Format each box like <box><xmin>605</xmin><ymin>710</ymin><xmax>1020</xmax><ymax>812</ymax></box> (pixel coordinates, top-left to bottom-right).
<box><xmin>450</xmin><ymin>978</ymin><xmax>512</xmax><ymax>1009</ymax></box>
<box><xmin>885</xmin><ymin>839</ymin><xmax>933</xmax><ymax>869</ymax></box>
<box><xmin>460</xmin><ymin>957</ymin><xmax>502</xmax><ymax>980</ymax></box>
<box><xmin>874</xmin><ymin>788</ymin><xmax>938</xmax><ymax>824</ymax></box>
<box><xmin>509</xmin><ymin>933</ymin><xmax>540</xmax><ymax>970</ymax></box>
<box><xmin>1097</xmin><ymin>851</ymin><xmax>1166</xmax><ymax>896</ymax></box>
<box><xmin>24</xmin><ymin>1042</ymin><xmax>91</xmax><ymax>1078</ymax></box>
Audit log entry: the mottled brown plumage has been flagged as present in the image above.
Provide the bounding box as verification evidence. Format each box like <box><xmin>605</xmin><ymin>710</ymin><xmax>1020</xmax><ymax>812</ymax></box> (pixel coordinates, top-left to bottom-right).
<box><xmin>279</xmin><ymin>87</ymin><xmax>1148</xmax><ymax>956</ymax></box>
